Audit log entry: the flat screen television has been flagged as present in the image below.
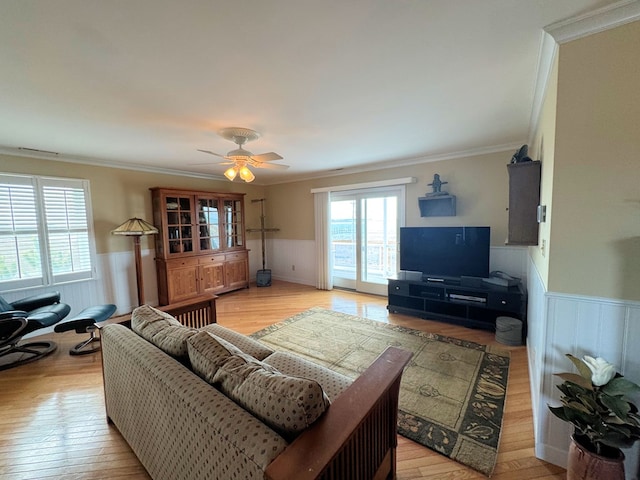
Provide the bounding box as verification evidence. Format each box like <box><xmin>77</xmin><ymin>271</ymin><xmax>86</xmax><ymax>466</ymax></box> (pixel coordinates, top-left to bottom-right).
<box><xmin>399</xmin><ymin>226</ymin><xmax>490</xmax><ymax>281</ymax></box>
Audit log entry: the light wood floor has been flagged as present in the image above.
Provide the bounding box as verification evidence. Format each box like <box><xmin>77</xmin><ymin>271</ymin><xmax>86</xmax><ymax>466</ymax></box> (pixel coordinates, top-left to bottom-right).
<box><xmin>0</xmin><ymin>281</ymin><xmax>565</xmax><ymax>479</ymax></box>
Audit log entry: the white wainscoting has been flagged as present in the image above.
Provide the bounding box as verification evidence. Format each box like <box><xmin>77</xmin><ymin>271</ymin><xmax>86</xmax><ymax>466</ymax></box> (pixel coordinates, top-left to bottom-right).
<box><xmin>262</xmin><ymin>241</ymin><xmax>528</xmax><ymax>292</ymax></box>
<box><xmin>3</xmin><ymin>239</ymin><xmax>307</xmax><ymax>321</ymax></box>
<box><xmin>526</xmin><ymin>257</ymin><xmax>547</xmax><ymax>443</ymax></box>
<box><xmin>2</xmin><ymin>248</ymin><xmax>159</xmax><ymax>320</ymax></box>
<box><xmin>2</xmin><ymin>242</ymin><xmax>530</xmax><ymax>319</ymax></box>
<box><xmin>245</xmin><ymin>238</ymin><xmax>262</xmax><ymax>280</ymax></box>
<box><xmin>267</xmin><ymin>239</ymin><xmax>316</xmax><ymax>286</ymax></box>
<box><xmin>527</xmin><ymin>254</ymin><xmax>640</xmax><ymax>479</ymax></box>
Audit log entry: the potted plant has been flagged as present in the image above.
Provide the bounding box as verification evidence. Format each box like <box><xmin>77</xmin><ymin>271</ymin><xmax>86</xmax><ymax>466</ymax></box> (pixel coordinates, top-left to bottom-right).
<box><xmin>549</xmin><ymin>354</ymin><xmax>640</xmax><ymax>480</ymax></box>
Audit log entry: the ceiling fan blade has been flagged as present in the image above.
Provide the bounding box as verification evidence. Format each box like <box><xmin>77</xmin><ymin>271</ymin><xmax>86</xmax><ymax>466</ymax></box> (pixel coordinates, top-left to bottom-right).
<box><xmin>190</xmin><ymin>160</ymin><xmax>235</xmax><ymax>166</ymax></box>
<box><xmin>252</xmin><ymin>162</ymin><xmax>290</xmax><ymax>170</ymax></box>
<box><xmin>197</xmin><ymin>149</ymin><xmax>227</xmax><ymax>158</ymax></box>
<box><xmin>250</xmin><ymin>152</ymin><xmax>283</xmax><ymax>162</ymax></box>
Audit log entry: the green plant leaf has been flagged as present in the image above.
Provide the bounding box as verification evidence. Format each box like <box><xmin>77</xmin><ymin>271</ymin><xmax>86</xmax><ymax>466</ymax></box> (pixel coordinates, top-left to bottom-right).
<box><xmin>577</xmin><ymin>392</ymin><xmax>599</xmax><ymax>410</ymax></box>
<box><xmin>566</xmin><ymin>399</ymin><xmax>592</xmax><ymax>415</ymax></box>
<box><xmin>564</xmin><ymin>406</ymin><xmax>598</xmax><ymax>426</ymax></box>
<box><xmin>556</xmin><ymin>372</ymin><xmax>593</xmax><ymax>390</ymax></box>
<box><xmin>567</xmin><ymin>354</ymin><xmax>593</xmax><ymax>382</ymax></box>
<box><xmin>599</xmin><ymin>430</ymin><xmax>639</xmax><ymax>449</ymax></box>
<box><xmin>601</xmin><ymin>394</ymin><xmax>631</xmax><ymax>420</ymax></box>
<box><xmin>548</xmin><ymin>405</ymin><xmax>570</xmax><ymax>422</ymax></box>
<box><xmin>602</xmin><ymin>377</ymin><xmax>640</xmax><ymax>396</ymax></box>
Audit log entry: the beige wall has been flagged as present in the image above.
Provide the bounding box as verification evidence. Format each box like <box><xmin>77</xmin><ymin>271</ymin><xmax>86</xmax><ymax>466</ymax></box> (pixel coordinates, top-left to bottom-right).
<box><xmin>2</xmin><ymin>148</ymin><xmax>512</xmax><ymax>257</ymax></box>
<box><xmin>529</xmin><ymin>52</ymin><xmax>559</xmax><ymax>290</ymax></box>
<box><xmin>265</xmin><ymin>150</ymin><xmax>511</xmax><ymax>245</ymax></box>
<box><xmin>1</xmin><ymin>154</ymin><xmax>266</xmax><ymax>254</ymax></box>
<box><xmin>547</xmin><ymin>21</ymin><xmax>640</xmax><ymax>301</ymax></box>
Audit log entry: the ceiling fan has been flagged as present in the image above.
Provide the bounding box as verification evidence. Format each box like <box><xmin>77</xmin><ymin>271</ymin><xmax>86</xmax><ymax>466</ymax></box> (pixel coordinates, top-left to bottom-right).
<box><xmin>197</xmin><ymin>127</ymin><xmax>289</xmax><ymax>182</ymax></box>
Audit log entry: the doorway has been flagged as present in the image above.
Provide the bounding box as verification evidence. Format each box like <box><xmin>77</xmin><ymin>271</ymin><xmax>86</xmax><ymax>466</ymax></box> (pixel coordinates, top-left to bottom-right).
<box><xmin>330</xmin><ymin>187</ymin><xmax>404</xmax><ymax>295</ymax></box>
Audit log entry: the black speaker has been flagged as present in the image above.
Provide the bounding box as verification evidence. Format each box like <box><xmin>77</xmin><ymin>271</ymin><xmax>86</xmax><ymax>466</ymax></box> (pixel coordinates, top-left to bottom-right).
<box><xmin>256</xmin><ymin>269</ymin><xmax>272</xmax><ymax>287</ymax></box>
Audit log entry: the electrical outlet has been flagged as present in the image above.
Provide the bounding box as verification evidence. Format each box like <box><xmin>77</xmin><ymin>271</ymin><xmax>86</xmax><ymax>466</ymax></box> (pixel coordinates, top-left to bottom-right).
<box><xmin>292</xmin><ymin>265</ymin><xmax>295</xmax><ymax>271</ymax></box>
<box><xmin>541</xmin><ymin>239</ymin><xmax>546</xmax><ymax>257</ymax></box>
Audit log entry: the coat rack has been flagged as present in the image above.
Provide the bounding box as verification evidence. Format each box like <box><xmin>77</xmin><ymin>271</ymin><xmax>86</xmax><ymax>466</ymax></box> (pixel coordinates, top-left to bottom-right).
<box><xmin>246</xmin><ymin>198</ymin><xmax>279</xmax><ymax>286</ymax></box>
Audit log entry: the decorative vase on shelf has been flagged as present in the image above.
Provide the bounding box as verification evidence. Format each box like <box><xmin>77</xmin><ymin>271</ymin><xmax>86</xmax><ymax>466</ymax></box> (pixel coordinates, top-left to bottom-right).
<box><xmin>567</xmin><ymin>434</ymin><xmax>625</xmax><ymax>480</ymax></box>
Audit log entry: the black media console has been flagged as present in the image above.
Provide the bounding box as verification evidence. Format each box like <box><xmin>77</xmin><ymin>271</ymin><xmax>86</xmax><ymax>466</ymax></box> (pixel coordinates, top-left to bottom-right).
<box><xmin>387</xmin><ymin>278</ymin><xmax>526</xmax><ymax>332</ymax></box>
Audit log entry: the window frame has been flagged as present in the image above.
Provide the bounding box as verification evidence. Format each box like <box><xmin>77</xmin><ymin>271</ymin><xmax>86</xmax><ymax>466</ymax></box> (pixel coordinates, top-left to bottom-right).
<box><xmin>0</xmin><ymin>173</ymin><xmax>97</xmax><ymax>291</ymax></box>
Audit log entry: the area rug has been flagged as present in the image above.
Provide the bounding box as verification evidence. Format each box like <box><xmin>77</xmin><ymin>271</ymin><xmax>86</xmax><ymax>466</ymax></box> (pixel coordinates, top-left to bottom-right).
<box><xmin>250</xmin><ymin>307</ymin><xmax>510</xmax><ymax>476</ymax></box>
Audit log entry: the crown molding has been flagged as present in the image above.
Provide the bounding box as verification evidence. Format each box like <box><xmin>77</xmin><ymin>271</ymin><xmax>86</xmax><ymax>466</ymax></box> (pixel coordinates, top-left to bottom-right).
<box><xmin>263</xmin><ymin>142</ymin><xmax>522</xmax><ymax>186</ymax></box>
<box><xmin>527</xmin><ymin>32</ymin><xmax>558</xmax><ymax>146</ymax></box>
<box><xmin>528</xmin><ymin>0</ymin><xmax>640</xmax><ymax>144</ymax></box>
<box><xmin>0</xmin><ymin>146</ymin><xmax>226</xmax><ymax>182</ymax></box>
<box><xmin>1</xmin><ymin>139</ymin><xmax>522</xmax><ymax>187</ymax></box>
<box><xmin>310</xmin><ymin>177</ymin><xmax>416</xmax><ymax>194</ymax></box>
<box><xmin>545</xmin><ymin>0</ymin><xmax>640</xmax><ymax>44</ymax></box>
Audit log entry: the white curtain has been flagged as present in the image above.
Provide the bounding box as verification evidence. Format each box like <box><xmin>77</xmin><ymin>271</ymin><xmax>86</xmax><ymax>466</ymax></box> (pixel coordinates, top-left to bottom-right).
<box><xmin>314</xmin><ymin>191</ymin><xmax>333</xmax><ymax>290</ymax></box>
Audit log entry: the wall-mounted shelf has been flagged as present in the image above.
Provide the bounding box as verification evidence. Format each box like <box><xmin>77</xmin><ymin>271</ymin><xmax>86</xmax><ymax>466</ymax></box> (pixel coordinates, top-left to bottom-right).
<box><xmin>418</xmin><ymin>194</ymin><xmax>456</xmax><ymax>217</ymax></box>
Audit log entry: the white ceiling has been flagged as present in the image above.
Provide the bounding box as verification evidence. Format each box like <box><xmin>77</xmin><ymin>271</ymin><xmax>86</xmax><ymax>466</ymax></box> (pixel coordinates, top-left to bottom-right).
<box><xmin>0</xmin><ymin>0</ymin><xmax>621</xmax><ymax>184</ymax></box>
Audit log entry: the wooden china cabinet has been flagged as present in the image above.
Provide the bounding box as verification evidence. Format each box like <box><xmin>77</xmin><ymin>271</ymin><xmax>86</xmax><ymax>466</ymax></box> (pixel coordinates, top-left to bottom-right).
<box><xmin>150</xmin><ymin>187</ymin><xmax>250</xmax><ymax>305</ymax></box>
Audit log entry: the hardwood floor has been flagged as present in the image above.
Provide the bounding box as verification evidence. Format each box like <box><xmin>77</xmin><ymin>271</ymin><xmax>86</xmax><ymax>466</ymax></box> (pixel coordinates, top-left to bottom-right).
<box><xmin>0</xmin><ymin>281</ymin><xmax>565</xmax><ymax>479</ymax></box>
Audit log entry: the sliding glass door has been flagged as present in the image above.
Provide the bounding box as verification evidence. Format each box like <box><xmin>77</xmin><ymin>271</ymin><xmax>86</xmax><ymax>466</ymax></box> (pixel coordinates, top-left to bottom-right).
<box><xmin>330</xmin><ymin>187</ymin><xmax>403</xmax><ymax>296</ymax></box>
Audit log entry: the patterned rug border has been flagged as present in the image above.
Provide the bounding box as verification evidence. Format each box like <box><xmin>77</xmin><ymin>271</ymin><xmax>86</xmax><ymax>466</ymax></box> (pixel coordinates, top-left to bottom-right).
<box><xmin>251</xmin><ymin>306</ymin><xmax>510</xmax><ymax>477</ymax></box>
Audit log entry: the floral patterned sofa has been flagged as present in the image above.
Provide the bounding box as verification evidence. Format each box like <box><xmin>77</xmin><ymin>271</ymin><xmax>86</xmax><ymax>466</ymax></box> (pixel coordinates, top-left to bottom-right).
<box><xmin>101</xmin><ymin>304</ymin><xmax>411</xmax><ymax>480</ymax></box>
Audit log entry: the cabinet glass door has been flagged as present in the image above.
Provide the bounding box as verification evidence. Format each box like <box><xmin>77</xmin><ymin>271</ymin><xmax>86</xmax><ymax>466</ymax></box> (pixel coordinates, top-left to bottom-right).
<box><xmin>197</xmin><ymin>197</ymin><xmax>220</xmax><ymax>251</ymax></box>
<box><xmin>165</xmin><ymin>195</ymin><xmax>193</xmax><ymax>254</ymax></box>
<box><xmin>223</xmin><ymin>199</ymin><xmax>244</xmax><ymax>248</ymax></box>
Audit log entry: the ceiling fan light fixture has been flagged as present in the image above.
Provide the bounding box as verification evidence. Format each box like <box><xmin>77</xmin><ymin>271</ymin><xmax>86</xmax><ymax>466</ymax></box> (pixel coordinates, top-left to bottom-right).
<box><xmin>224</xmin><ymin>166</ymin><xmax>238</xmax><ymax>181</ymax></box>
<box><xmin>239</xmin><ymin>165</ymin><xmax>255</xmax><ymax>183</ymax></box>
<box><xmin>198</xmin><ymin>127</ymin><xmax>288</xmax><ymax>182</ymax></box>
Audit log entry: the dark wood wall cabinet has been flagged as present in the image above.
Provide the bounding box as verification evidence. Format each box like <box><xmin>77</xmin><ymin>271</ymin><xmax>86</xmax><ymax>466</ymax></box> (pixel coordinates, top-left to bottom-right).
<box><xmin>507</xmin><ymin>161</ymin><xmax>541</xmax><ymax>245</ymax></box>
<box><xmin>151</xmin><ymin>187</ymin><xmax>249</xmax><ymax>305</ymax></box>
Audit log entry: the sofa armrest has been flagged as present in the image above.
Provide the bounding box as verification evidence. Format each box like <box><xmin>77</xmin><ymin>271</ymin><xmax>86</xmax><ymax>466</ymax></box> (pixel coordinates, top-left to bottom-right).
<box><xmin>265</xmin><ymin>346</ymin><xmax>412</xmax><ymax>480</ymax></box>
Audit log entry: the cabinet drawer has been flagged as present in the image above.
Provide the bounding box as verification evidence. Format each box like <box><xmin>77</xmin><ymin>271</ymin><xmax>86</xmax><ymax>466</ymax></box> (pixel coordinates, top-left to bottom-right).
<box><xmin>487</xmin><ymin>293</ymin><xmax>522</xmax><ymax>312</ymax></box>
<box><xmin>388</xmin><ymin>280</ymin><xmax>410</xmax><ymax>296</ymax></box>
<box><xmin>225</xmin><ymin>251</ymin><xmax>247</xmax><ymax>262</ymax></box>
<box><xmin>167</xmin><ymin>257</ymin><xmax>199</xmax><ymax>268</ymax></box>
<box><xmin>199</xmin><ymin>255</ymin><xmax>225</xmax><ymax>264</ymax></box>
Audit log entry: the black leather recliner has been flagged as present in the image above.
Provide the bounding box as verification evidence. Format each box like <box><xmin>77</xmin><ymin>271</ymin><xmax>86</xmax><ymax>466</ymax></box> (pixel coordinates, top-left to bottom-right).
<box><xmin>0</xmin><ymin>291</ymin><xmax>71</xmax><ymax>370</ymax></box>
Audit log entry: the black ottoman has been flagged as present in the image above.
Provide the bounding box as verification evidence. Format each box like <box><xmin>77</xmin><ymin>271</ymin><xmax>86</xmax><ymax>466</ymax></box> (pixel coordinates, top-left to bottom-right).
<box><xmin>54</xmin><ymin>304</ymin><xmax>117</xmax><ymax>355</ymax></box>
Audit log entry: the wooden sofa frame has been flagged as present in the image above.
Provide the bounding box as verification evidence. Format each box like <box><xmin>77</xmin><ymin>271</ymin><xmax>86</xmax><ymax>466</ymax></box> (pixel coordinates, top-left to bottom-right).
<box><xmin>265</xmin><ymin>346</ymin><xmax>411</xmax><ymax>480</ymax></box>
<box><xmin>110</xmin><ymin>296</ymin><xmax>412</xmax><ymax>480</ymax></box>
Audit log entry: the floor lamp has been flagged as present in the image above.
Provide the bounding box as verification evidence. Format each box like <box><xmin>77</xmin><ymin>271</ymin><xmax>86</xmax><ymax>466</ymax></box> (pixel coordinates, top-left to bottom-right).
<box><xmin>111</xmin><ymin>217</ymin><xmax>158</xmax><ymax>306</ymax></box>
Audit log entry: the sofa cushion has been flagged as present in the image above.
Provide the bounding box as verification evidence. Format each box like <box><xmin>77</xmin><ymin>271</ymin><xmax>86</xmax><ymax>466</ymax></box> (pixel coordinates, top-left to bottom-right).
<box><xmin>263</xmin><ymin>351</ymin><xmax>353</xmax><ymax>402</ymax></box>
<box><xmin>200</xmin><ymin>323</ymin><xmax>274</xmax><ymax>360</ymax></box>
<box><xmin>187</xmin><ymin>331</ymin><xmax>262</xmax><ymax>383</ymax></box>
<box><xmin>187</xmin><ymin>331</ymin><xmax>330</xmax><ymax>438</ymax></box>
<box><xmin>131</xmin><ymin>305</ymin><xmax>197</xmax><ymax>358</ymax></box>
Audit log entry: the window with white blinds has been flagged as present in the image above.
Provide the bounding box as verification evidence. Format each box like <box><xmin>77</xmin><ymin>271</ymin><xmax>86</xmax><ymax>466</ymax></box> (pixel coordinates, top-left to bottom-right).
<box><xmin>0</xmin><ymin>174</ymin><xmax>95</xmax><ymax>289</ymax></box>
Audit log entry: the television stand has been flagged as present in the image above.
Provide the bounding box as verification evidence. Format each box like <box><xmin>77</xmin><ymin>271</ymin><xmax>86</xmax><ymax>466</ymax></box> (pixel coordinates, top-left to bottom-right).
<box><xmin>387</xmin><ymin>278</ymin><xmax>526</xmax><ymax>335</ymax></box>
